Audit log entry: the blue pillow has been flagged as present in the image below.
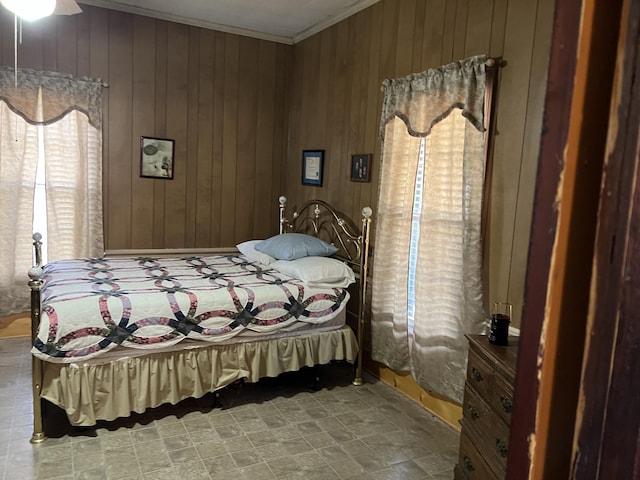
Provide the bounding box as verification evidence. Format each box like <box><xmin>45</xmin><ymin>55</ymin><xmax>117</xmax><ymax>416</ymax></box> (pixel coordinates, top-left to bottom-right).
<box><xmin>255</xmin><ymin>233</ymin><xmax>338</xmax><ymax>261</ymax></box>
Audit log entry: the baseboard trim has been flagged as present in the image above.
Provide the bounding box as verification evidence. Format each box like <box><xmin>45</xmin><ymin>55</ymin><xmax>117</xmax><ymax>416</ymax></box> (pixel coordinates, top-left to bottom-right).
<box><xmin>0</xmin><ymin>313</ymin><xmax>30</xmax><ymax>339</ymax></box>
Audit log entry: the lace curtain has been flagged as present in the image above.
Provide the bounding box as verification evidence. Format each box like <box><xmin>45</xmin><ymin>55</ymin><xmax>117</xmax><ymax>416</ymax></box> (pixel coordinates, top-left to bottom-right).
<box><xmin>0</xmin><ymin>67</ymin><xmax>103</xmax><ymax>316</ymax></box>
<box><xmin>371</xmin><ymin>55</ymin><xmax>488</xmax><ymax>403</ymax></box>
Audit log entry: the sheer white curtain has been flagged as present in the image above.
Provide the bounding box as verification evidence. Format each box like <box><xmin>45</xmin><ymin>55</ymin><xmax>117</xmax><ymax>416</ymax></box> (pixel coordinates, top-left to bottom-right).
<box><xmin>371</xmin><ymin>55</ymin><xmax>488</xmax><ymax>403</ymax></box>
<box><xmin>0</xmin><ymin>68</ymin><xmax>103</xmax><ymax>316</ymax></box>
<box><xmin>43</xmin><ymin>110</ymin><xmax>103</xmax><ymax>261</ymax></box>
<box><xmin>0</xmin><ymin>101</ymin><xmax>40</xmax><ymax>316</ymax></box>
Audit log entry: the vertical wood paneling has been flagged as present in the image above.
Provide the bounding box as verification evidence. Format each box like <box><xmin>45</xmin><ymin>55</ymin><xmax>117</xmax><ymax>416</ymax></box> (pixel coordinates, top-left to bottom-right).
<box><xmin>0</xmin><ymin>11</ymin><xmax>14</xmax><ymax>63</ymax></box>
<box><xmin>489</xmin><ymin>0</ymin><xmax>543</xmax><ymax>320</ymax></box>
<box><xmin>489</xmin><ymin>0</ymin><xmax>510</xmax><ymax>56</ymax></box>
<box><xmin>219</xmin><ymin>35</ymin><xmax>239</xmax><ymax>247</ymax></box>
<box><xmin>362</xmin><ymin>4</ymin><xmax>385</xmax><ymax>223</ymax></box>
<box><xmin>452</xmin><ymin>0</ymin><xmax>470</xmax><ymax>61</ymax></box>
<box><xmin>56</xmin><ymin>18</ymin><xmax>77</xmax><ymax>75</ymax></box>
<box><xmin>411</xmin><ymin>1</ymin><xmax>427</xmax><ymax>72</ymax></box>
<box><xmin>17</xmin><ymin>22</ymin><xmax>45</xmax><ymax>70</ymax></box>
<box><xmin>235</xmin><ymin>36</ymin><xmax>258</xmax><ymax>243</ymax></box>
<box><xmin>328</xmin><ymin>21</ymin><xmax>349</xmax><ymax>205</ymax></box>
<box><xmin>88</xmin><ymin>8</ymin><xmax>110</xmax><ymax>247</ymax></box>
<box><xmin>341</xmin><ymin>15</ymin><xmax>359</xmax><ymax>213</ymax></box>
<box><xmin>506</xmin><ymin>0</ymin><xmax>555</xmax><ymax>332</ymax></box>
<box><xmin>253</xmin><ymin>41</ymin><xmax>276</xmax><ymax>239</ymax></box>
<box><xmin>163</xmin><ymin>23</ymin><xmax>190</xmax><ymax>248</ymax></box>
<box><xmin>0</xmin><ymin>4</ymin><xmax>290</xmax><ymax>253</ymax></box>
<box><xmin>41</xmin><ymin>17</ymin><xmax>58</xmax><ymax>72</ymax></box>
<box><xmin>194</xmin><ymin>29</ymin><xmax>215</xmax><ymax>247</ymax></box>
<box><xmin>130</xmin><ymin>16</ymin><xmax>157</xmax><ymax>249</ymax></box>
<box><xmin>465</xmin><ymin>0</ymin><xmax>496</xmax><ymax>57</ymax></box>
<box><xmin>0</xmin><ymin>0</ymin><xmax>554</xmax><ymax>328</ymax></box>
<box><xmin>272</xmin><ymin>43</ymin><xmax>290</xmax><ymax>231</ymax></box>
<box><xmin>442</xmin><ymin>0</ymin><xmax>459</xmax><ymax>63</ymax></box>
<box><xmin>209</xmin><ymin>32</ymin><xmax>227</xmax><ymax>246</ymax></box>
<box><xmin>76</xmin><ymin>12</ymin><xmax>91</xmax><ymax>76</ymax></box>
<box><xmin>352</xmin><ymin>11</ymin><xmax>373</xmax><ymax>215</ymax></box>
<box><xmin>185</xmin><ymin>28</ymin><xmax>201</xmax><ymax>247</ymax></box>
<box><xmin>422</xmin><ymin>0</ymin><xmax>448</xmax><ymax>68</ymax></box>
<box><xmin>395</xmin><ymin>0</ymin><xmax>416</xmax><ymax>77</ymax></box>
<box><xmin>152</xmin><ymin>22</ymin><xmax>168</xmax><ymax>248</ymax></box>
<box><xmin>106</xmin><ymin>10</ymin><xmax>134</xmax><ymax>250</ymax></box>
<box><xmin>287</xmin><ymin>0</ymin><xmax>555</xmax><ymax>327</ymax></box>
<box><xmin>379</xmin><ymin>1</ymin><xmax>400</xmax><ymax>81</ymax></box>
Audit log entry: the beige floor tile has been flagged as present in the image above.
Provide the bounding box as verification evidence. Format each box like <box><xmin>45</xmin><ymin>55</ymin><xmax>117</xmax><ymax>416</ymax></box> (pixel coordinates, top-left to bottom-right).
<box><xmin>0</xmin><ymin>338</ymin><xmax>460</xmax><ymax>480</ymax></box>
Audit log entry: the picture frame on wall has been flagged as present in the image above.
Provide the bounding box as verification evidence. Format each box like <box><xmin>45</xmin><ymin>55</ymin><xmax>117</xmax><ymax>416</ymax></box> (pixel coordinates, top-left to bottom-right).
<box><xmin>350</xmin><ymin>154</ymin><xmax>371</xmax><ymax>182</ymax></box>
<box><xmin>140</xmin><ymin>136</ymin><xmax>175</xmax><ymax>179</ymax></box>
<box><xmin>301</xmin><ymin>150</ymin><xmax>324</xmax><ymax>186</ymax></box>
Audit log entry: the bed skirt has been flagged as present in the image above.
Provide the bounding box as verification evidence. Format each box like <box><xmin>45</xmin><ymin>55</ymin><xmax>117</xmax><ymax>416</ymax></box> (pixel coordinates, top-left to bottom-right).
<box><xmin>40</xmin><ymin>325</ymin><xmax>358</xmax><ymax>426</ymax></box>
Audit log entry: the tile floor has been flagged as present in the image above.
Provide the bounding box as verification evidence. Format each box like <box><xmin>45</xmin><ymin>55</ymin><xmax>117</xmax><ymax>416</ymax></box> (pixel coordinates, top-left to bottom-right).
<box><xmin>0</xmin><ymin>337</ymin><xmax>460</xmax><ymax>480</ymax></box>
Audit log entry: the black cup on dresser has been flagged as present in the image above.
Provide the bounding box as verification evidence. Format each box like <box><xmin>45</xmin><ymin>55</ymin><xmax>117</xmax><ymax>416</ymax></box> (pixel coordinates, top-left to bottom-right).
<box><xmin>489</xmin><ymin>302</ymin><xmax>511</xmax><ymax>346</ymax></box>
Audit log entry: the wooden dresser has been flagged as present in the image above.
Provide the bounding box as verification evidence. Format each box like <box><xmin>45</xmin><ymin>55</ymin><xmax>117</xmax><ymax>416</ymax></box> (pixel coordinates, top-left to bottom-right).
<box><xmin>454</xmin><ymin>334</ymin><xmax>519</xmax><ymax>480</ymax></box>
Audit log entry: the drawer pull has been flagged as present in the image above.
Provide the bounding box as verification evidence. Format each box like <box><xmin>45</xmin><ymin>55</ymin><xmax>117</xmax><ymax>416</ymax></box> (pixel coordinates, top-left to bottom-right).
<box><xmin>467</xmin><ymin>406</ymin><xmax>479</xmax><ymax>420</ymax></box>
<box><xmin>471</xmin><ymin>367</ymin><xmax>484</xmax><ymax>382</ymax></box>
<box><xmin>463</xmin><ymin>456</ymin><xmax>475</xmax><ymax>472</ymax></box>
<box><xmin>496</xmin><ymin>438</ymin><xmax>508</xmax><ymax>458</ymax></box>
<box><xmin>500</xmin><ymin>395</ymin><xmax>513</xmax><ymax>413</ymax></box>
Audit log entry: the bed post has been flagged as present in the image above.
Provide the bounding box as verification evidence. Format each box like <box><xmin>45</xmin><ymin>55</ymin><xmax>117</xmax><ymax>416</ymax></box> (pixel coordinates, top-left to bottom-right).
<box><xmin>28</xmin><ymin>233</ymin><xmax>46</xmax><ymax>444</ymax></box>
<box><xmin>278</xmin><ymin>195</ymin><xmax>288</xmax><ymax>234</ymax></box>
<box><xmin>353</xmin><ymin>206</ymin><xmax>372</xmax><ymax>386</ymax></box>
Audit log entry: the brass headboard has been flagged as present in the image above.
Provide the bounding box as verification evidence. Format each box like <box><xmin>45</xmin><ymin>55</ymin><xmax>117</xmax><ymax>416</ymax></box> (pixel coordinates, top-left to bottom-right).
<box><xmin>277</xmin><ymin>195</ymin><xmax>372</xmax><ymax>385</ymax></box>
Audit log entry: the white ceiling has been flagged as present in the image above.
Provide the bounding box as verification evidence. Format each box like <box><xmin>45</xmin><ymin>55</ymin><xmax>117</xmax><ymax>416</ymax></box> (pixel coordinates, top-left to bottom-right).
<box><xmin>76</xmin><ymin>0</ymin><xmax>381</xmax><ymax>44</ymax></box>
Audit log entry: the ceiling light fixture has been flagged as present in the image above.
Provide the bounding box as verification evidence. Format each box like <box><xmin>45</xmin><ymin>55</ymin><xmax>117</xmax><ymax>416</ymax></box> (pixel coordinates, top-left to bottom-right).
<box><xmin>1</xmin><ymin>0</ymin><xmax>56</xmax><ymax>21</ymax></box>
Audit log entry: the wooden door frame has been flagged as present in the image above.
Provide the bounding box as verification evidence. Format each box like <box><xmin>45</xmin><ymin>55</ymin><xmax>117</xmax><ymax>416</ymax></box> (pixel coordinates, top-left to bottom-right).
<box><xmin>506</xmin><ymin>0</ymin><xmax>624</xmax><ymax>478</ymax></box>
<box><xmin>571</xmin><ymin>0</ymin><xmax>640</xmax><ymax>476</ymax></box>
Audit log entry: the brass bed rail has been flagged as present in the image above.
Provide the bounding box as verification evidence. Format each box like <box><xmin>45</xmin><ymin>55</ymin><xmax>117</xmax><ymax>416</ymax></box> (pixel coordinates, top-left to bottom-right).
<box><xmin>278</xmin><ymin>196</ymin><xmax>372</xmax><ymax>385</ymax></box>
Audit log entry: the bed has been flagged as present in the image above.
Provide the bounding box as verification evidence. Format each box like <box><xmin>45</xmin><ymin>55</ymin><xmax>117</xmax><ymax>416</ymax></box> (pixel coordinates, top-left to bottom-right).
<box><xmin>27</xmin><ymin>196</ymin><xmax>372</xmax><ymax>443</ymax></box>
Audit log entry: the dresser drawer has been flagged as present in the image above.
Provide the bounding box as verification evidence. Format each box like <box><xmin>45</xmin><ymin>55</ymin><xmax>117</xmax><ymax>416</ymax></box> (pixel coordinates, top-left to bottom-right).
<box><xmin>456</xmin><ymin>431</ymin><xmax>498</xmax><ymax>480</ymax></box>
<box><xmin>461</xmin><ymin>387</ymin><xmax>510</xmax><ymax>477</ymax></box>
<box><xmin>466</xmin><ymin>347</ymin><xmax>495</xmax><ymax>401</ymax></box>
<box><xmin>486</xmin><ymin>414</ymin><xmax>511</xmax><ymax>475</ymax></box>
<box><xmin>459</xmin><ymin>335</ymin><xmax>518</xmax><ymax>480</ymax></box>
<box><xmin>492</xmin><ymin>371</ymin><xmax>514</xmax><ymax>424</ymax></box>
<box><xmin>461</xmin><ymin>385</ymin><xmax>494</xmax><ymax>444</ymax></box>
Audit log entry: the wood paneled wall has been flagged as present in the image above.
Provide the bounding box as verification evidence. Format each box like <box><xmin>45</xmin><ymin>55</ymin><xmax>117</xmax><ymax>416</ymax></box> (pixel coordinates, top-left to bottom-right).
<box><xmin>0</xmin><ymin>5</ymin><xmax>292</xmax><ymax>250</ymax></box>
<box><xmin>286</xmin><ymin>0</ymin><xmax>555</xmax><ymax>326</ymax></box>
<box><xmin>0</xmin><ymin>0</ymin><xmax>555</xmax><ymax>326</ymax></box>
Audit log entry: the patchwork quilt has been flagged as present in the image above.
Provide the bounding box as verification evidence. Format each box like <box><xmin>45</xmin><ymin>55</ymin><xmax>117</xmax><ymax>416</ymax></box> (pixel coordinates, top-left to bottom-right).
<box><xmin>31</xmin><ymin>255</ymin><xmax>349</xmax><ymax>363</ymax></box>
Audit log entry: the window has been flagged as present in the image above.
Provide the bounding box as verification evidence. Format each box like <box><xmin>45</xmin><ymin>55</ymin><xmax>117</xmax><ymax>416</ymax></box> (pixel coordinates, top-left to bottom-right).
<box><xmin>0</xmin><ymin>68</ymin><xmax>104</xmax><ymax>317</ymax></box>
<box><xmin>370</xmin><ymin>55</ymin><xmax>492</xmax><ymax>403</ymax></box>
<box><xmin>33</xmin><ymin>125</ymin><xmax>48</xmax><ymax>264</ymax></box>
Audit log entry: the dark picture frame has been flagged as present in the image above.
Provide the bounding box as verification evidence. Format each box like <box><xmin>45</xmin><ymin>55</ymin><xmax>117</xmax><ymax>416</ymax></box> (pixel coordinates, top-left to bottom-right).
<box><xmin>350</xmin><ymin>154</ymin><xmax>371</xmax><ymax>182</ymax></box>
<box><xmin>140</xmin><ymin>136</ymin><xmax>175</xmax><ymax>179</ymax></box>
<box><xmin>301</xmin><ymin>150</ymin><xmax>324</xmax><ymax>186</ymax></box>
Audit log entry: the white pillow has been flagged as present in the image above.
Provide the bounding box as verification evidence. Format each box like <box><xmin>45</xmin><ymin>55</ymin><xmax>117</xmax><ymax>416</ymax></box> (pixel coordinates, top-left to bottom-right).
<box><xmin>236</xmin><ymin>240</ymin><xmax>276</xmax><ymax>265</ymax></box>
<box><xmin>271</xmin><ymin>256</ymin><xmax>355</xmax><ymax>288</ymax></box>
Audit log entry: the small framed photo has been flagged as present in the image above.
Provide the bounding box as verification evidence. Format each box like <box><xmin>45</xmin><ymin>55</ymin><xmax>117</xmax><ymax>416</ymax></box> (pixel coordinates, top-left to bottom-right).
<box><xmin>140</xmin><ymin>136</ymin><xmax>175</xmax><ymax>179</ymax></box>
<box><xmin>302</xmin><ymin>150</ymin><xmax>324</xmax><ymax>186</ymax></box>
<box><xmin>350</xmin><ymin>154</ymin><xmax>371</xmax><ymax>182</ymax></box>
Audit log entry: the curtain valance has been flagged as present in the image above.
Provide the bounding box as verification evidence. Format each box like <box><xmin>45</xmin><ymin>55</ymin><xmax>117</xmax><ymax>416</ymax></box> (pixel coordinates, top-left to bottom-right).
<box><xmin>379</xmin><ymin>54</ymin><xmax>487</xmax><ymax>139</ymax></box>
<box><xmin>0</xmin><ymin>67</ymin><xmax>103</xmax><ymax>129</ymax></box>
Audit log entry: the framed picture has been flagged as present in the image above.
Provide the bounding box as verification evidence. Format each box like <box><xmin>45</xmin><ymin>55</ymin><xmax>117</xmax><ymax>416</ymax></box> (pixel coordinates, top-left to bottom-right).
<box><xmin>140</xmin><ymin>136</ymin><xmax>175</xmax><ymax>179</ymax></box>
<box><xmin>350</xmin><ymin>154</ymin><xmax>371</xmax><ymax>182</ymax></box>
<box><xmin>302</xmin><ymin>150</ymin><xmax>324</xmax><ymax>186</ymax></box>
